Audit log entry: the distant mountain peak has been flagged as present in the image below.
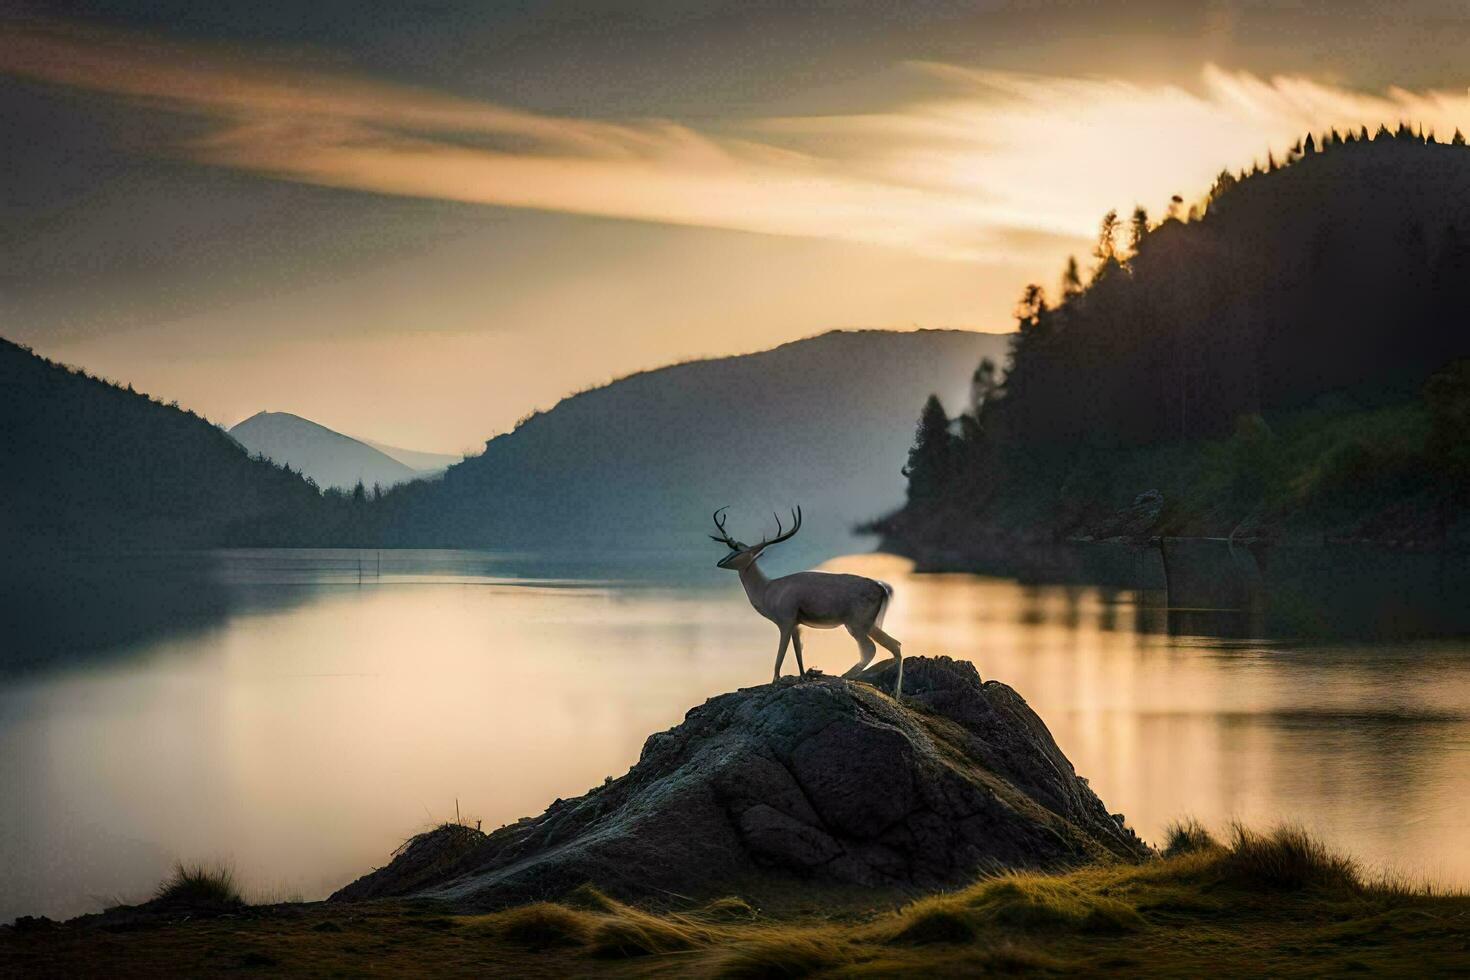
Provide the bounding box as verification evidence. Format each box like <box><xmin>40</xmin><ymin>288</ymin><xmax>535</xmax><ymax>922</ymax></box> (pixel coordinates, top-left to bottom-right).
<box><xmin>229</xmin><ymin>412</ymin><xmax>421</xmax><ymax>491</ymax></box>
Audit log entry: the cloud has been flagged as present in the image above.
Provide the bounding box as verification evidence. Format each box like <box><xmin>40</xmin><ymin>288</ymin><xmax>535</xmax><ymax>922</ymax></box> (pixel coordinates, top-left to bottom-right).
<box><xmin>6</xmin><ymin>21</ymin><xmax>1470</xmax><ymax>264</ymax></box>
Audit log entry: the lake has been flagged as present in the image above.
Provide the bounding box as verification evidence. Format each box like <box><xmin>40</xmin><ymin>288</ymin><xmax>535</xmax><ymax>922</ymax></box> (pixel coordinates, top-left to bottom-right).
<box><xmin>3</xmin><ymin>546</ymin><xmax>1469</xmax><ymax>922</ymax></box>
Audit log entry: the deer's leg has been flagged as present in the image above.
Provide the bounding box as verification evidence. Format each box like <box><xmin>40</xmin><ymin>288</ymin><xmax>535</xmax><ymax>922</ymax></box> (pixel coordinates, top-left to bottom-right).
<box><xmin>841</xmin><ymin>626</ymin><xmax>877</xmax><ymax>678</ymax></box>
<box><xmin>870</xmin><ymin>627</ymin><xmax>904</xmax><ymax>698</ymax></box>
<box><xmin>791</xmin><ymin>626</ymin><xmax>806</xmax><ymax>678</ymax></box>
<box><xmin>773</xmin><ymin>627</ymin><xmax>791</xmax><ymax>683</ymax></box>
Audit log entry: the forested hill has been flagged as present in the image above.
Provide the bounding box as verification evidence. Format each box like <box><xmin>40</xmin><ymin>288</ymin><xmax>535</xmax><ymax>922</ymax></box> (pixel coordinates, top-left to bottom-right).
<box><xmin>229</xmin><ymin>411</ymin><xmax>420</xmax><ymax>492</ymax></box>
<box><xmin>384</xmin><ymin>329</ymin><xmax>1008</xmax><ymax>554</ymax></box>
<box><xmin>883</xmin><ymin>128</ymin><xmax>1470</xmax><ymax>558</ymax></box>
<box><xmin>0</xmin><ymin>339</ymin><xmax>383</xmax><ymax>549</ymax></box>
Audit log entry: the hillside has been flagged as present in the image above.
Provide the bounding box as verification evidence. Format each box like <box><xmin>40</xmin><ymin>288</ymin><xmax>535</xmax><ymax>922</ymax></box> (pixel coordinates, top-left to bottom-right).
<box><xmin>882</xmin><ymin>131</ymin><xmax>1470</xmax><ymax>561</ymax></box>
<box><xmin>384</xmin><ymin>329</ymin><xmax>1009</xmax><ymax>553</ymax></box>
<box><xmin>359</xmin><ymin>438</ymin><xmax>460</xmax><ymax>475</ymax></box>
<box><xmin>0</xmin><ymin>339</ymin><xmax>365</xmax><ymax>549</ymax></box>
<box><xmin>229</xmin><ymin>411</ymin><xmax>421</xmax><ymax>491</ymax></box>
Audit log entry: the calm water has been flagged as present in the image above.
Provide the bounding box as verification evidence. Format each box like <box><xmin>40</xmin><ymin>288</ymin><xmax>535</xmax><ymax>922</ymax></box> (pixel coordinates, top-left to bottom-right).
<box><xmin>3</xmin><ymin>547</ymin><xmax>1469</xmax><ymax>922</ymax></box>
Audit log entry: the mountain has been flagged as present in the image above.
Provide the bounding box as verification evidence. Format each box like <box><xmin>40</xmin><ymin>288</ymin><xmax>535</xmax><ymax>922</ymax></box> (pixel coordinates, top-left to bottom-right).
<box><xmin>0</xmin><ymin>339</ymin><xmax>353</xmax><ymax>550</ymax></box>
<box><xmin>881</xmin><ymin>130</ymin><xmax>1470</xmax><ymax>561</ymax></box>
<box><xmin>229</xmin><ymin>412</ymin><xmax>420</xmax><ymax>491</ymax></box>
<box><xmin>384</xmin><ymin>329</ymin><xmax>1009</xmax><ymax>554</ymax></box>
<box><xmin>359</xmin><ymin>439</ymin><xmax>461</xmax><ymax>475</ymax></box>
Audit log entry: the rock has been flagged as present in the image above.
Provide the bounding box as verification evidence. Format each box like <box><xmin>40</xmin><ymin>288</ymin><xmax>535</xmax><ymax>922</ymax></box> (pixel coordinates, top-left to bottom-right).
<box><xmin>332</xmin><ymin>656</ymin><xmax>1148</xmax><ymax>908</ymax></box>
<box><xmin>1088</xmin><ymin>489</ymin><xmax>1166</xmax><ymax>541</ymax></box>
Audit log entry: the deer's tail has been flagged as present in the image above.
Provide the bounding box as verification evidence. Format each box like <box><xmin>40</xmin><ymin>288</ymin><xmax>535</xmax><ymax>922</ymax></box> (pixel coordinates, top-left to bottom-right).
<box><xmin>874</xmin><ymin>580</ymin><xmax>894</xmax><ymax>630</ymax></box>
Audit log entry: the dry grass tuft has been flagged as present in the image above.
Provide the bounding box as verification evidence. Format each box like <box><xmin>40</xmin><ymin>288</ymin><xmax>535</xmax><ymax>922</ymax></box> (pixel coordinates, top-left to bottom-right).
<box><xmin>563</xmin><ymin>884</ymin><xmax>621</xmax><ymax>913</ymax></box>
<box><xmin>1221</xmin><ymin>823</ymin><xmax>1361</xmax><ymax>892</ymax></box>
<box><xmin>153</xmin><ymin>861</ymin><xmax>245</xmax><ymax>908</ymax></box>
<box><xmin>713</xmin><ymin>935</ymin><xmax>849</xmax><ymax>979</ymax></box>
<box><xmin>589</xmin><ymin>910</ymin><xmax>706</xmax><ymax>958</ymax></box>
<box><xmin>886</xmin><ymin>899</ymin><xmax>978</xmax><ymax>946</ymax></box>
<box><xmin>1163</xmin><ymin>817</ymin><xmax>1220</xmax><ymax>857</ymax></box>
<box><xmin>978</xmin><ymin>940</ymin><xmax>1073</xmax><ymax>972</ymax></box>
<box><xmin>968</xmin><ymin>875</ymin><xmax>1144</xmax><ymax>934</ymax></box>
<box><xmin>497</xmin><ymin>902</ymin><xmax>594</xmax><ymax>949</ymax></box>
<box><xmin>698</xmin><ymin>896</ymin><xmax>760</xmax><ymax>922</ymax></box>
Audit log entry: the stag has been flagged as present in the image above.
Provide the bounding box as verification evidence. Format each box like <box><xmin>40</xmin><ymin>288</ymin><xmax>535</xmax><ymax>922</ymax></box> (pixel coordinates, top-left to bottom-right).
<box><xmin>709</xmin><ymin>506</ymin><xmax>903</xmax><ymax>697</ymax></box>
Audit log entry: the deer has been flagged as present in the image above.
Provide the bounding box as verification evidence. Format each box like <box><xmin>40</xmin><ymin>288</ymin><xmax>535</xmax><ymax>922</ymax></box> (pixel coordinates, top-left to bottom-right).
<box><xmin>709</xmin><ymin>506</ymin><xmax>903</xmax><ymax>698</ymax></box>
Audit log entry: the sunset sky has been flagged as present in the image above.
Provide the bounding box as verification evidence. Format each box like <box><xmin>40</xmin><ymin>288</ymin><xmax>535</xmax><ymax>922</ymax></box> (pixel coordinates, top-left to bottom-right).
<box><xmin>8</xmin><ymin>1</ymin><xmax>1470</xmax><ymax>451</ymax></box>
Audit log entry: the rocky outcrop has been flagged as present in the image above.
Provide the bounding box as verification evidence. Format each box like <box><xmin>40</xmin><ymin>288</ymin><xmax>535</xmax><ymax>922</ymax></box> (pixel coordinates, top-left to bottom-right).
<box><xmin>334</xmin><ymin>656</ymin><xmax>1148</xmax><ymax>908</ymax></box>
<box><xmin>1084</xmin><ymin>489</ymin><xmax>1167</xmax><ymax>542</ymax></box>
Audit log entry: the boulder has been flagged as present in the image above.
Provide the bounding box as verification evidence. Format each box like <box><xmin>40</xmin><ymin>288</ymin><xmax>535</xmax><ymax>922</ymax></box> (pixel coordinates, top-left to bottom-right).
<box><xmin>333</xmin><ymin>656</ymin><xmax>1148</xmax><ymax>908</ymax></box>
<box><xmin>1087</xmin><ymin>489</ymin><xmax>1166</xmax><ymax>542</ymax></box>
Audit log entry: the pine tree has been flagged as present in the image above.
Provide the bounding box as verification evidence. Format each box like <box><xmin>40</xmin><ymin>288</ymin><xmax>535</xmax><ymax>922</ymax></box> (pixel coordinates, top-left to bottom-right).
<box><xmin>1209</xmin><ymin>170</ymin><xmax>1237</xmax><ymax>204</ymax></box>
<box><xmin>1303</xmin><ymin>133</ymin><xmax>1316</xmax><ymax>155</ymax></box>
<box><xmin>903</xmin><ymin>395</ymin><xmax>954</xmax><ymax>502</ymax></box>
<box><xmin>1061</xmin><ymin>256</ymin><xmax>1084</xmax><ymax>301</ymax></box>
<box><xmin>1455</xmin><ymin>128</ymin><xmax>1467</xmax><ymax>146</ymax></box>
<box><xmin>969</xmin><ymin>358</ymin><xmax>1000</xmax><ymax>415</ymax></box>
<box><xmin>1128</xmin><ymin>205</ymin><xmax>1150</xmax><ymax>255</ymax></box>
<box><xmin>1016</xmin><ymin>283</ymin><xmax>1048</xmax><ymax>330</ymax></box>
<box><xmin>1093</xmin><ymin>209</ymin><xmax>1121</xmax><ymax>272</ymax></box>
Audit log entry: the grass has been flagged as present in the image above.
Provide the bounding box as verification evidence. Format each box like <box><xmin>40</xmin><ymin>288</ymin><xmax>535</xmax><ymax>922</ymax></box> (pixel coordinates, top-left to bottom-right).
<box><xmin>5</xmin><ymin>822</ymin><xmax>1468</xmax><ymax>978</ymax></box>
<box><xmin>151</xmin><ymin>861</ymin><xmax>245</xmax><ymax>909</ymax></box>
<box><xmin>495</xmin><ymin>902</ymin><xmax>595</xmax><ymax>949</ymax></box>
<box><xmin>1161</xmin><ymin>816</ymin><xmax>1219</xmax><ymax>857</ymax></box>
<box><xmin>1220</xmin><ymin>822</ymin><xmax>1360</xmax><ymax>891</ymax></box>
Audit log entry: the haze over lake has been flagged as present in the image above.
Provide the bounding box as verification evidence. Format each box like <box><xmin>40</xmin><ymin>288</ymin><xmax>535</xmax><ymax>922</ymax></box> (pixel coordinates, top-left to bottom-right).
<box><xmin>4</xmin><ymin>547</ymin><xmax>1468</xmax><ymax>923</ymax></box>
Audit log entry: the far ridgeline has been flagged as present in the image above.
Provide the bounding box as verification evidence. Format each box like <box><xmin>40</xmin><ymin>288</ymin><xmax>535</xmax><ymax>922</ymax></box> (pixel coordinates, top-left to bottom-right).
<box><xmin>334</xmin><ymin>657</ymin><xmax>1147</xmax><ymax>909</ymax></box>
<box><xmin>1</xmin><ymin>329</ymin><xmax>1007</xmax><ymax>553</ymax></box>
<box><xmin>881</xmin><ymin>128</ymin><xmax>1470</xmax><ymax>564</ymax></box>
<box><xmin>0</xmin><ymin>338</ymin><xmax>404</xmax><ymax>551</ymax></box>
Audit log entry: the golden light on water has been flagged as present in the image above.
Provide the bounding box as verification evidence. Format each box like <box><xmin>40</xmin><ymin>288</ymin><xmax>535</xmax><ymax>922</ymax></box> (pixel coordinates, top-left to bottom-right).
<box><xmin>5</xmin><ymin>551</ymin><xmax>1470</xmax><ymax>920</ymax></box>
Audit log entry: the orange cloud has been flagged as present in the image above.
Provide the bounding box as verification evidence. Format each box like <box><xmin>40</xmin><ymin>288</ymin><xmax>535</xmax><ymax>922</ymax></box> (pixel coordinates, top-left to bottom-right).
<box><xmin>7</xmin><ymin>21</ymin><xmax>1470</xmax><ymax>263</ymax></box>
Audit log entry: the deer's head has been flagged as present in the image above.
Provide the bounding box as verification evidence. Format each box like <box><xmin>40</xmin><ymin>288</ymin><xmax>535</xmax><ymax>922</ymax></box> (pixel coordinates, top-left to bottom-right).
<box><xmin>709</xmin><ymin>506</ymin><xmax>802</xmax><ymax>570</ymax></box>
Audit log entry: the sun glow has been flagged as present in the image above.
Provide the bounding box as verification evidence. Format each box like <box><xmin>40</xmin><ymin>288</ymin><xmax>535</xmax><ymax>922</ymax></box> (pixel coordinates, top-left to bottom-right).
<box><xmin>7</xmin><ymin>22</ymin><xmax>1470</xmax><ymax>267</ymax></box>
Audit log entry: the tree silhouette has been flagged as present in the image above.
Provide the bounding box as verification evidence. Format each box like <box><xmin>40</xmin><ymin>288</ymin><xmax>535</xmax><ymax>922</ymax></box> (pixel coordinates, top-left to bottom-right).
<box><xmin>1093</xmin><ymin>210</ymin><xmax>1121</xmax><ymax>270</ymax></box>
<box><xmin>902</xmin><ymin>128</ymin><xmax>1470</xmax><ymax>516</ymax></box>
<box><xmin>902</xmin><ymin>395</ymin><xmax>954</xmax><ymax>502</ymax></box>
<box><xmin>1061</xmin><ymin>256</ymin><xmax>1084</xmax><ymax>301</ymax></box>
<box><xmin>969</xmin><ymin>358</ymin><xmax>1000</xmax><ymax>415</ymax></box>
<box><xmin>1128</xmin><ymin>206</ymin><xmax>1150</xmax><ymax>255</ymax></box>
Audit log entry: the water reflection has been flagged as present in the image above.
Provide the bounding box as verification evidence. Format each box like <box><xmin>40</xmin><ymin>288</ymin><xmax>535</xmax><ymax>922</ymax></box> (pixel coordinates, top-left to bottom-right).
<box><xmin>1</xmin><ymin>548</ymin><xmax>1468</xmax><ymax>923</ymax></box>
<box><xmin>870</xmin><ymin>553</ymin><xmax>1470</xmax><ymax>889</ymax></box>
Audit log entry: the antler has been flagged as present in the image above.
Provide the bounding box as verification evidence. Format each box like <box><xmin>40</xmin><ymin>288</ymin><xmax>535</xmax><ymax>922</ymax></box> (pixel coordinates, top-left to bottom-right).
<box><xmin>760</xmin><ymin>505</ymin><xmax>802</xmax><ymax>548</ymax></box>
<box><xmin>709</xmin><ymin>506</ymin><xmax>741</xmax><ymax>549</ymax></box>
<box><xmin>709</xmin><ymin>505</ymin><xmax>802</xmax><ymax>552</ymax></box>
